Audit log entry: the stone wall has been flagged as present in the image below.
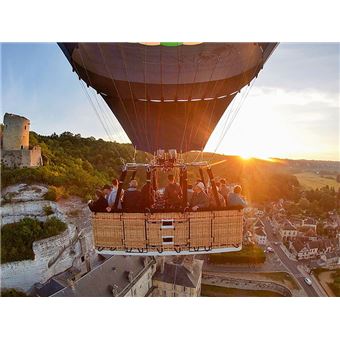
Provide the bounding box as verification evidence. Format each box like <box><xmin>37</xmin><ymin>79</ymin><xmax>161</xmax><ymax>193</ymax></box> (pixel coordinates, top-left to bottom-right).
<box><xmin>123</xmin><ymin>264</ymin><xmax>155</xmax><ymax>297</ymax></box>
<box><xmin>1</xmin><ymin>147</ymin><xmax>42</xmax><ymax>168</ymax></box>
<box><xmin>202</xmin><ymin>274</ymin><xmax>292</xmax><ymax>296</ymax></box>
<box><xmin>28</xmin><ymin>146</ymin><xmax>43</xmax><ymax>167</ymax></box>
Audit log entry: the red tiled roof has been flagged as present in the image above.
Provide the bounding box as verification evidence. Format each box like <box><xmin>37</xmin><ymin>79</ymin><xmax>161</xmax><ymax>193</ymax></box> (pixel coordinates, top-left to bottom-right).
<box><xmin>255</xmin><ymin>227</ymin><xmax>267</xmax><ymax>237</ymax></box>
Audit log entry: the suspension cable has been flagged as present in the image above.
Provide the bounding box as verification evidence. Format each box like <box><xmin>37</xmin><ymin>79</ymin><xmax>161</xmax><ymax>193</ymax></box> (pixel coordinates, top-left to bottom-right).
<box><xmin>98</xmin><ymin>43</ymin><xmax>144</xmax><ymax>151</ymax></box>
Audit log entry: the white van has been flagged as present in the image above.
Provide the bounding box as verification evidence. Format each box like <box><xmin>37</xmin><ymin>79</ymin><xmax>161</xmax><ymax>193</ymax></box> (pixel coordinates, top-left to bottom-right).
<box><xmin>304</xmin><ymin>277</ymin><xmax>312</xmax><ymax>286</ymax></box>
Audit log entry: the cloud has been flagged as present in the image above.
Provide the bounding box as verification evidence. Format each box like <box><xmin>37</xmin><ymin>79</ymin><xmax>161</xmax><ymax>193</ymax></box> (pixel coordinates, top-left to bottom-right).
<box><xmin>206</xmin><ymin>85</ymin><xmax>339</xmax><ymax>161</ymax></box>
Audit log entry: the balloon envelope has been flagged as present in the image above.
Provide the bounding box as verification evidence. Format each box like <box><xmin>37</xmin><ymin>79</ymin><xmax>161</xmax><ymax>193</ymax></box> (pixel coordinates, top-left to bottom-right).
<box><xmin>59</xmin><ymin>43</ymin><xmax>277</xmax><ymax>153</ymax></box>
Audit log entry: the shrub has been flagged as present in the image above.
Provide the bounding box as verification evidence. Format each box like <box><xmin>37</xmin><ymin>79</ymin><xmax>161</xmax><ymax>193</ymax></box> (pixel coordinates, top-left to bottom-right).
<box><xmin>42</xmin><ymin>217</ymin><xmax>67</xmax><ymax>237</ymax></box>
<box><xmin>1</xmin><ymin>217</ymin><xmax>67</xmax><ymax>264</ymax></box>
<box><xmin>1</xmin><ymin>289</ymin><xmax>27</xmax><ymax>297</ymax></box>
<box><xmin>2</xmin><ymin>192</ymin><xmax>15</xmax><ymax>204</ymax></box>
<box><xmin>43</xmin><ymin>186</ymin><xmax>57</xmax><ymax>201</ymax></box>
<box><xmin>43</xmin><ymin>205</ymin><xmax>54</xmax><ymax>216</ymax></box>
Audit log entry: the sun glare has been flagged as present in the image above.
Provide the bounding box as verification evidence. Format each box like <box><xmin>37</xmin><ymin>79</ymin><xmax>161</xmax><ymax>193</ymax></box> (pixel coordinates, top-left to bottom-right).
<box><xmin>238</xmin><ymin>152</ymin><xmax>276</xmax><ymax>162</ymax></box>
<box><xmin>240</xmin><ymin>153</ymin><xmax>253</xmax><ymax>160</ymax></box>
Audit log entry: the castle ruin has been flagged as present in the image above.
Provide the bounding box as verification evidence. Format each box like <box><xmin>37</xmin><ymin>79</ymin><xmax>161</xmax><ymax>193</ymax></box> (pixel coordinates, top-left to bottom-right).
<box><xmin>1</xmin><ymin>113</ymin><xmax>43</xmax><ymax>168</ymax></box>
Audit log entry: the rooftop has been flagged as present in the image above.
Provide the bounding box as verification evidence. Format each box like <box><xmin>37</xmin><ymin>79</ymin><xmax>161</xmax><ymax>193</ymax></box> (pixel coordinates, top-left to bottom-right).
<box><xmin>304</xmin><ymin>218</ymin><xmax>317</xmax><ymax>225</ymax></box>
<box><xmin>254</xmin><ymin>227</ymin><xmax>267</xmax><ymax>237</ymax></box>
<box><xmin>254</xmin><ymin>219</ymin><xmax>264</xmax><ymax>228</ymax></box>
<box><xmin>52</xmin><ymin>255</ymin><xmax>155</xmax><ymax>297</ymax></box>
<box><xmin>292</xmin><ymin>240</ymin><xmax>307</xmax><ymax>253</ymax></box>
<box><xmin>282</xmin><ymin>220</ymin><xmax>296</xmax><ymax>231</ymax></box>
<box><xmin>153</xmin><ymin>257</ymin><xmax>203</xmax><ymax>288</ymax></box>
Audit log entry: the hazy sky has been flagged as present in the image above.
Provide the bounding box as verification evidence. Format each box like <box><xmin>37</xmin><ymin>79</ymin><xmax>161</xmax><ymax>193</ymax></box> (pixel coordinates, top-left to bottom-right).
<box><xmin>1</xmin><ymin>43</ymin><xmax>339</xmax><ymax>160</ymax></box>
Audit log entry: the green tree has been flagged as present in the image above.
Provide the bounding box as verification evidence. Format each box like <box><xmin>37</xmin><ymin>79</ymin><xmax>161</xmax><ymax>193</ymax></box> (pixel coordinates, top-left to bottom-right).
<box><xmin>298</xmin><ymin>197</ymin><xmax>310</xmax><ymax>210</ymax></box>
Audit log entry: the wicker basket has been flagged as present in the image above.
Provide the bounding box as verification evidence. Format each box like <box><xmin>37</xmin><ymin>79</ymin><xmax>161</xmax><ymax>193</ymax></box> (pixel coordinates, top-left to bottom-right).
<box><xmin>92</xmin><ymin>209</ymin><xmax>243</xmax><ymax>254</ymax></box>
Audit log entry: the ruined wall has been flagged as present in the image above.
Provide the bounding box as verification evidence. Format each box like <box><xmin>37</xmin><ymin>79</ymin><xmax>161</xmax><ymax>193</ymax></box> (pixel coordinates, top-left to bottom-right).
<box><xmin>1</xmin><ymin>147</ymin><xmax>42</xmax><ymax>168</ymax></box>
<box><xmin>1</xmin><ymin>150</ymin><xmax>24</xmax><ymax>168</ymax></box>
<box><xmin>202</xmin><ymin>274</ymin><xmax>293</xmax><ymax>296</ymax></box>
<box><xmin>29</xmin><ymin>146</ymin><xmax>43</xmax><ymax>166</ymax></box>
<box><xmin>1</xmin><ymin>113</ymin><xmax>42</xmax><ymax>168</ymax></box>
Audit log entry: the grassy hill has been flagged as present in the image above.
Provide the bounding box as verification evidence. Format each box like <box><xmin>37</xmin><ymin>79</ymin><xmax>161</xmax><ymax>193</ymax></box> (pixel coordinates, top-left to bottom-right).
<box><xmin>1</xmin><ymin>131</ymin><xmax>302</xmax><ymax>204</ymax></box>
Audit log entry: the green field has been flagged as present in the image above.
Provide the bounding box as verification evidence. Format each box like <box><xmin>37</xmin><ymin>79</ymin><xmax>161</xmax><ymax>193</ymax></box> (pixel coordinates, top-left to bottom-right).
<box><xmin>209</xmin><ymin>245</ymin><xmax>266</xmax><ymax>264</ymax></box>
<box><xmin>295</xmin><ymin>172</ymin><xmax>340</xmax><ymax>190</ymax></box>
<box><xmin>201</xmin><ymin>284</ymin><xmax>283</xmax><ymax>297</ymax></box>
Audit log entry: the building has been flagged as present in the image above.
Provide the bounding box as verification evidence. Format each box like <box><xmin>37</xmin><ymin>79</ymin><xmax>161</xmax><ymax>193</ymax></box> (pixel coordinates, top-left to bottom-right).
<box><xmin>289</xmin><ymin>217</ymin><xmax>303</xmax><ymax>229</ymax></box>
<box><xmin>301</xmin><ymin>218</ymin><xmax>317</xmax><ymax>232</ymax></box>
<box><xmin>324</xmin><ymin>222</ymin><xmax>340</xmax><ymax>238</ymax></box>
<box><xmin>304</xmin><ymin>229</ymin><xmax>318</xmax><ymax>241</ymax></box>
<box><xmin>290</xmin><ymin>240</ymin><xmax>312</xmax><ymax>260</ymax></box>
<box><xmin>279</xmin><ymin>220</ymin><xmax>298</xmax><ymax>241</ymax></box>
<box><xmin>253</xmin><ymin>220</ymin><xmax>267</xmax><ymax>246</ymax></box>
<box><xmin>152</xmin><ymin>256</ymin><xmax>203</xmax><ymax>297</ymax></box>
<box><xmin>50</xmin><ymin>255</ymin><xmax>156</xmax><ymax>297</ymax></box>
<box><xmin>1</xmin><ymin>113</ymin><xmax>42</xmax><ymax>168</ymax></box>
<box><xmin>320</xmin><ymin>250</ymin><xmax>340</xmax><ymax>267</ymax></box>
<box><xmin>290</xmin><ymin>239</ymin><xmax>336</xmax><ymax>261</ymax></box>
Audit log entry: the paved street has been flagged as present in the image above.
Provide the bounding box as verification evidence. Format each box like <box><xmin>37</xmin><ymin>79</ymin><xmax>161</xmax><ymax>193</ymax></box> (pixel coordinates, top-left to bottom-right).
<box><xmin>262</xmin><ymin>216</ymin><xmax>319</xmax><ymax>297</ymax></box>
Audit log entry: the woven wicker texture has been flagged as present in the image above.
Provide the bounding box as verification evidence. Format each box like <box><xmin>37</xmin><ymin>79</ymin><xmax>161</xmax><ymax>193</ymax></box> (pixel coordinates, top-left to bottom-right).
<box><xmin>92</xmin><ymin>210</ymin><xmax>243</xmax><ymax>253</ymax></box>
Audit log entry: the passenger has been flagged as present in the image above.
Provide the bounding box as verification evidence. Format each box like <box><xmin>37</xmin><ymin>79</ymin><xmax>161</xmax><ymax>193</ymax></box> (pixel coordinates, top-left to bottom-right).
<box><xmin>207</xmin><ymin>186</ymin><xmax>226</xmax><ymax>208</ymax></box>
<box><xmin>164</xmin><ymin>174</ymin><xmax>182</xmax><ymax>208</ymax></box>
<box><xmin>88</xmin><ymin>189</ymin><xmax>108</xmax><ymax>212</ymax></box>
<box><xmin>122</xmin><ymin>179</ymin><xmax>142</xmax><ymax>212</ymax></box>
<box><xmin>140</xmin><ymin>179</ymin><xmax>155</xmax><ymax>210</ymax></box>
<box><xmin>190</xmin><ymin>182</ymin><xmax>209</xmax><ymax>211</ymax></box>
<box><xmin>196</xmin><ymin>178</ymin><xmax>207</xmax><ymax>194</ymax></box>
<box><xmin>227</xmin><ymin>185</ymin><xmax>247</xmax><ymax>209</ymax></box>
<box><xmin>107</xmin><ymin>178</ymin><xmax>123</xmax><ymax>211</ymax></box>
<box><xmin>187</xmin><ymin>184</ymin><xmax>194</xmax><ymax>206</ymax></box>
<box><xmin>219</xmin><ymin>178</ymin><xmax>229</xmax><ymax>202</ymax></box>
<box><xmin>112</xmin><ymin>178</ymin><xmax>119</xmax><ymax>191</ymax></box>
<box><xmin>102</xmin><ymin>184</ymin><xmax>112</xmax><ymax>201</ymax></box>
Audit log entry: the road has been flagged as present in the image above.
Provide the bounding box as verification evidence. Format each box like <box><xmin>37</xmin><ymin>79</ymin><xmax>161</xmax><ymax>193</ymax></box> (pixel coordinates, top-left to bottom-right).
<box><xmin>262</xmin><ymin>216</ymin><xmax>319</xmax><ymax>297</ymax></box>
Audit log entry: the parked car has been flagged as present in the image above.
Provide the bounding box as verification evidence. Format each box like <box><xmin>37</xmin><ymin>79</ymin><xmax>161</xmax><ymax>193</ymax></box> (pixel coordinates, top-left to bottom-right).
<box><xmin>274</xmin><ymin>242</ymin><xmax>279</xmax><ymax>245</ymax></box>
<box><xmin>266</xmin><ymin>247</ymin><xmax>274</xmax><ymax>253</ymax></box>
<box><xmin>304</xmin><ymin>277</ymin><xmax>312</xmax><ymax>286</ymax></box>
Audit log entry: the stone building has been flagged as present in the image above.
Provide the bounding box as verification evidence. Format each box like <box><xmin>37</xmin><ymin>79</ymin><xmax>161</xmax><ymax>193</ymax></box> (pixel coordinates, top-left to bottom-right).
<box><xmin>279</xmin><ymin>220</ymin><xmax>298</xmax><ymax>242</ymax></box>
<box><xmin>50</xmin><ymin>255</ymin><xmax>156</xmax><ymax>297</ymax></box>
<box><xmin>254</xmin><ymin>227</ymin><xmax>267</xmax><ymax>246</ymax></box>
<box><xmin>1</xmin><ymin>113</ymin><xmax>42</xmax><ymax>168</ymax></box>
<box><xmin>152</xmin><ymin>256</ymin><xmax>203</xmax><ymax>297</ymax></box>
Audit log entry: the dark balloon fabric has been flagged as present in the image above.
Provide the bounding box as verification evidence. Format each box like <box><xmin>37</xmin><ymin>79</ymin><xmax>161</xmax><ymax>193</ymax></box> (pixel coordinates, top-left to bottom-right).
<box><xmin>59</xmin><ymin>43</ymin><xmax>277</xmax><ymax>153</ymax></box>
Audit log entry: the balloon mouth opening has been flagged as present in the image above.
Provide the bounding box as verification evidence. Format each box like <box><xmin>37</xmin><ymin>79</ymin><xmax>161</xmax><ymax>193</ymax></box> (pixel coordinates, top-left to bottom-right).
<box><xmin>139</xmin><ymin>42</ymin><xmax>202</xmax><ymax>46</ymax></box>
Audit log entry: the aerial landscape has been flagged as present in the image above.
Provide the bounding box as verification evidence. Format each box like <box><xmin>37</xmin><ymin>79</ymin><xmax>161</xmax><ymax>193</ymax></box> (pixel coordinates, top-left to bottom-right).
<box><xmin>1</xmin><ymin>42</ymin><xmax>339</xmax><ymax>298</ymax></box>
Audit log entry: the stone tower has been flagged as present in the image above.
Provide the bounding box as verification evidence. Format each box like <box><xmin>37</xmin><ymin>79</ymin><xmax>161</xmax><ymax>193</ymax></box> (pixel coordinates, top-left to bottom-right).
<box><xmin>3</xmin><ymin>113</ymin><xmax>30</xmax><ymax>150</ymax></box>
<box><xmin>1</xmin><ymin>113</ymin><xmax>42</xmax><ymax>168</ymax></box>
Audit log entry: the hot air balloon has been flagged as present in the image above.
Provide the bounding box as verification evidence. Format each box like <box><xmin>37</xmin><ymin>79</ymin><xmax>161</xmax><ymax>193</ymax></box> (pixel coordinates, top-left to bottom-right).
<box><xmin>59</xmin><ymin>42</ymin><xmax>277</xmax><ymax>255</ymax></box>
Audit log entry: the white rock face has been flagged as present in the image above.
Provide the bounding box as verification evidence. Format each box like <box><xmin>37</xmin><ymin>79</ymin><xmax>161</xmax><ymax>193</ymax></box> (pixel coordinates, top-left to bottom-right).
<box><xmin>1</xmin><ymin>184</ymin><xmax>94</xmax><ymax>292</ymax></box>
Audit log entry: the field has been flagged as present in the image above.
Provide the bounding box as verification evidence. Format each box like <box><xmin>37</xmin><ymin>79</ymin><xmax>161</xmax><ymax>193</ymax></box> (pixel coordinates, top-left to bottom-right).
<box><xmin>209</xmin><ymin>245</ymin><xmax>265</xmax><ymax>264</ymax></box>
<box><xmin>201</xmin><ymin>284</ymin><xmax>283</xmax><ymax>297</ymax></box>
<box><xmin>294</xmin><ymin>172</ymin><xmax>340</xmax><ymax>190</ymax></box>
